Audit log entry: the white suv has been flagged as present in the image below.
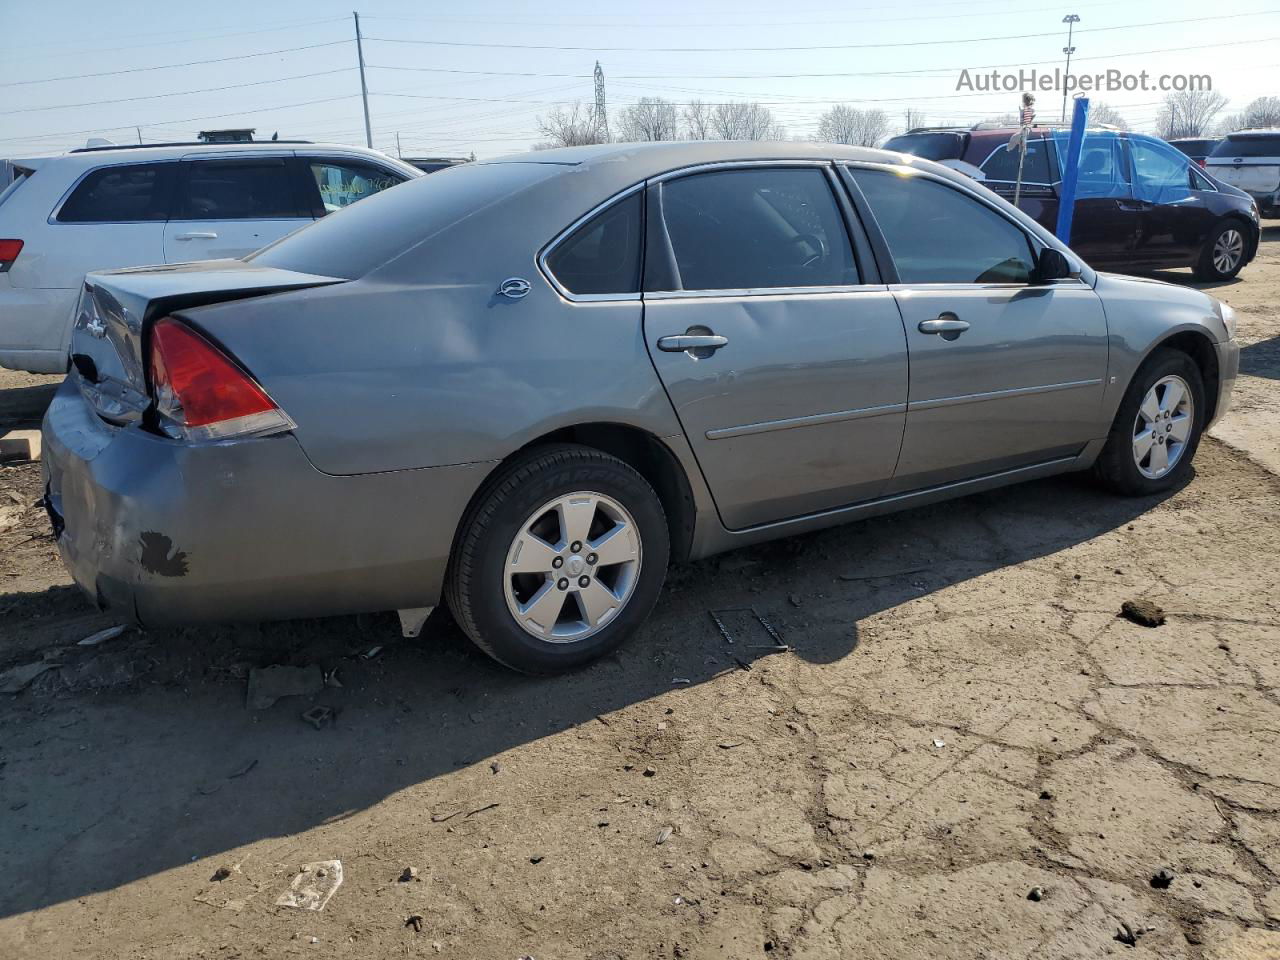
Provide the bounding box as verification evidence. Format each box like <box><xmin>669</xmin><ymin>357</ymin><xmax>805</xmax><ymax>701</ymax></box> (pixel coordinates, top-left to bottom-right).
<box><xmin>1206</xmin><ymin>130</ymin><xmax>1280</xmax><ymax>220</ymax></box>
<box><xmin>0</xmin><ymin>141</ymin><xmax>421</xmax><ymax>373</ymax></box>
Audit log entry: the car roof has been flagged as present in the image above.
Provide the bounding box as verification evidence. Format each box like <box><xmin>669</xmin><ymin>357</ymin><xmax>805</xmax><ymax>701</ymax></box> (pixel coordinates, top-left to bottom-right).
<box><xmin>22</xmin><ymin>141</ymin><xmax>419</xmax><ymax>174</ymax></box>
<box><xmin>482</xmin><ymin>139</ymin><xmax>923</xmax><ymax>175</ymax></box>
<box><xmin>1222</xmin><ymin>128</ymin><xmax>1280</xmax><ymax>138</ymax></box>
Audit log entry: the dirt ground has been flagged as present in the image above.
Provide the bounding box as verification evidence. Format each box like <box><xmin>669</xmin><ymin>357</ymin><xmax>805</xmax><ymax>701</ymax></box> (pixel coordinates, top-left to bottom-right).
<box><xmin>2</xmin><ymin>227</ymin><xmax>1279</xmax><ymax>960</ymax></box>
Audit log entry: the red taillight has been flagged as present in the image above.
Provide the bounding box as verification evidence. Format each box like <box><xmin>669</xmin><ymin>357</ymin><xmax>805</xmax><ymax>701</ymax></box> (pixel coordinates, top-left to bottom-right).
<box><xmin>0</xmin><ymin>239</ymin><xmax>22</xmax><ymax>271</ymax></box>
<box><xmin>1197</xmin><ymin>158</ymin><xmax>1207</xmax><ymax>169</ymax></box>
<box><xmin>148</xmin><ymin>317</ymin><xmax>291</xmax><ymax>440</ymax></box>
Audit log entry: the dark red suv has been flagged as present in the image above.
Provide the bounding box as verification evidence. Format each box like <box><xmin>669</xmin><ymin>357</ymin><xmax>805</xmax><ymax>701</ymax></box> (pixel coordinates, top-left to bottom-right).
<box><xmin>882</xmin><ymin>126</ymin><xmax>1260</xmax><ymax>280</ymax></box>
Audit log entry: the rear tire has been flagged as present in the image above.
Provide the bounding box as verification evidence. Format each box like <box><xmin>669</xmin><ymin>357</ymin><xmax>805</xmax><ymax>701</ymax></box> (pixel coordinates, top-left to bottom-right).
<box><xmin>446</xmin><ymin>444</ymin><xmax>669</xmax><ymax>674</ymax></box>
<box><xmin>1193</xmin><ymin>220</ymin><xmax>1247</xmax><ymax>281</ymax></box>
<box><xmin>1093</xmin><ymin>349</ymin><xmax>1205</xmax><ymax>496</ymax></box>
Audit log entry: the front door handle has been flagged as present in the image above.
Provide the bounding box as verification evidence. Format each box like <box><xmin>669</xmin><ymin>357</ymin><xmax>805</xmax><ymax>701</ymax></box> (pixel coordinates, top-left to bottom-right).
<box><xmin>175</xmin><ymin>231</ymin><xmax>218</xmax><ymax>241</ymax></box>
<box><xmin>918</xmin><ymin>315</ymin><xmax>970</xmax><ymax>341</ymax></box>
<box><xmin>1115</xmin><ymin>200</ymin><xmax>1146</xmax><ymax>212</ymax></box>
<box><xmin>657</xmin><ymin>334</ymin><xmax>728</xmax><ymax>353</ymax></box>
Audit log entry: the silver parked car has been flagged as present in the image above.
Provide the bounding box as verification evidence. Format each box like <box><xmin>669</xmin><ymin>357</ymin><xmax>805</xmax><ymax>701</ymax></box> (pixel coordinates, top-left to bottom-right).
<box><xmin>42</xmin><ymin>141</ymin><xmax>1239</xmax><ymax>673</ymax></box>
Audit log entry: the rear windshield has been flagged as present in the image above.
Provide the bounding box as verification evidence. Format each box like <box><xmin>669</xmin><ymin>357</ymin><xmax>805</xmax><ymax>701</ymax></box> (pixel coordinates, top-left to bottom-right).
<box><xmin>247</xmin><ymin>161</ymin><xmax>562</xmax><ymax>280</ymax></box>
<box><xmin>1171</xmin><ymin>140</ymin><xmax>1214</xmax><ymax>155</ymax></box>
<box><xmin>881</xmin><ymin>133</ymin><xmax>966</xmax><ymax>162</ymax></box>
<box><xmin>1210</xmin><ymin>136</ymin><xmax>1280</xmax><ymax>159</ymax></box>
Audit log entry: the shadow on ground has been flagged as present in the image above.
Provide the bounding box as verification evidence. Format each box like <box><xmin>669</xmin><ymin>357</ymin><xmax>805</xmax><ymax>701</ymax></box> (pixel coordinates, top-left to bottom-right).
<box><xmin>0</xmin><ymin>466</ymin><xmax>1177</xmax><ymax>918</ymax></box>
<box><xmin>0</xmin><ymin>381</ymin><xmax>60</xmax><ymax>429</ymax></box>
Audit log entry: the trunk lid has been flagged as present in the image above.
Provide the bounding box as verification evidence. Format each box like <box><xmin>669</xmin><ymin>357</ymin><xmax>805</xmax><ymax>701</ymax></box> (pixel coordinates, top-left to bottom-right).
<box><xmin>70</xmin><ymin>260</ymin><xmax>343</xmax><ymax>424</ymax></box>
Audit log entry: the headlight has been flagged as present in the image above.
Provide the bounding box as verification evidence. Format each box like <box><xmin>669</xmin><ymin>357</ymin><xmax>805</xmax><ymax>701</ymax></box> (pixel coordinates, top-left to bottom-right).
<box><xmin>1220</xmin><ymin>303</ymin><xmax>1238</xmax><ymax>340</ymax></box>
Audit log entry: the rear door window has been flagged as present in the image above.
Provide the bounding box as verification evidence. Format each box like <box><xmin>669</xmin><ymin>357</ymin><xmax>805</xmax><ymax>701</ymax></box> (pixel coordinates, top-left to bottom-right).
<box><xmin>980</xmin><ymin>138</ymin><xmax>1056</xmax><ymax>185</ymax></box>
<box><xmin>306</xmin><ymin>158</ymin><xmax>407</xmax><ymax>215</ymax></box>
<box><xmin>56</xmin><ymin>162</ymin><xmax>175</xmax><ymax>223</ymax></box>
<box><xmin>174</xmin><ymin>158</ymin><xmax>309</xmax><ymax>220</ymax></box>
<box><xmin>852</xmin><ymin>168</ymin><xmax>1035</xmax><ymax>284</ymax></box>
<box><xmin>545</xmin><ymin>191</ymin><xmax>643</xmax><ymax>296</ymax></box>
<box><xmin>652</xmin><ymin>167</ymin><xmax>858</xmax><ymax>291</ymax></box>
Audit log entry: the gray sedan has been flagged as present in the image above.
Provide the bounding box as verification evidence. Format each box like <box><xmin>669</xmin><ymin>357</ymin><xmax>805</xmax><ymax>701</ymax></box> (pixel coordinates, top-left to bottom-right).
<box><xmin>42</xmin><ymin>141</ymin><xmax>1239</xmax><ymax>673</ymax></box>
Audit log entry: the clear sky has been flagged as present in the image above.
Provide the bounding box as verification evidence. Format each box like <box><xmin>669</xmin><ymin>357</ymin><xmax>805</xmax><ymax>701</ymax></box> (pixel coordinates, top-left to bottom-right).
<box><xmin>1</xmin><ymin>0</ymin><xmax>1276</xmax><ymax>159</ymax></box>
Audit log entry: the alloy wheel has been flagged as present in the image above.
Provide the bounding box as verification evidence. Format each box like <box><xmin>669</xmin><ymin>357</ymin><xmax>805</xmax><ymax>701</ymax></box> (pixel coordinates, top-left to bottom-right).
<box><xmin>503</xmin><ymin>491</ymin><xmax>642</xmax><ymax>643</ymax></box>
<box><xmin>1132</xmin><ymin>375</ymin><xmax>1194</xmax><ymax>480</ymax></box>
<box><xmin>1212</xmin><ymin>228</ymin><xmax>1244</xmax><ymax>275</ymax></box>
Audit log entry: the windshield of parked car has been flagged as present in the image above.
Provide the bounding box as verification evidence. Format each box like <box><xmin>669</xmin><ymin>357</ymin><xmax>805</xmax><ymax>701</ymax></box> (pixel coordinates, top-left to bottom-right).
<box><xmin>247</xmin><ymin>161</ymin><xmax>562</xmax><ymax>280</ymax></box>
<box><xmin>881</xmin><ymin>133</ymin><xmax>966</xmax><ymax>161</ymax></box>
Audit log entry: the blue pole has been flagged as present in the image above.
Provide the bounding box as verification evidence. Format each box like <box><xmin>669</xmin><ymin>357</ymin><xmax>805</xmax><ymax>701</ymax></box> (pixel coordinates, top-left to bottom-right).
<box><xmin>1054</xmin><ymin>96</ymin><xmax>1090</xmax><ymax>244</ymax></box>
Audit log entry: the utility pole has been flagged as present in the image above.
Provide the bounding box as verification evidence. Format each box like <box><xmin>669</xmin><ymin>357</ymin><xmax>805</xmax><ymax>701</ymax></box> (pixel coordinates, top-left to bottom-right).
<box><xmin>396</xmin><ymin>132</ymin><xmax>402</xmax><ymax>158</ymax></box>
<box><xmin>136</xmin><ymin>126</ymin><xmax>142</xmax><ymax>145</ymax></box>
<box><xmin>354</xmin><ymin>11</ymin><xmax>373</xmax><ymax>148</ymax></box>
<box><xmin>1061</xmin><ymin>14</ymin><xmax>1080</xmax><ymax>123</ymax></box>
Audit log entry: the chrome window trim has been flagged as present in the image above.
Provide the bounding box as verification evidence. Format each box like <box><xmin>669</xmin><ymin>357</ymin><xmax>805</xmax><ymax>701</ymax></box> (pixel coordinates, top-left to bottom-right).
<box><xmin>645</xmin><ymin>284</ymin><xmax>890</xmax><ymax>301</ymax></box>
<box><xmin>48</xmin><ymin>158</ymin><xmax>181</xmax><ymax>226</ymax></box>
<box><xmin>537</xmin><ymin>181</ymin><xmax>645</xmax><ymax>304</ymax></box>
<box><xmin>649</xmin><ymin>158</ymin><xmax>832</xmax><ymax>184</ymax></box>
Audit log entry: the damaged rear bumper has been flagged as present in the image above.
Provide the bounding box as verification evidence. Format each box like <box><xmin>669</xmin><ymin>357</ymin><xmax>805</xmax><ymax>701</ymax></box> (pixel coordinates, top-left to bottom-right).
<box><xmin>41</xmin><ymin>378</ymin><xmax>491</xmax><ymax>626</ymax></box>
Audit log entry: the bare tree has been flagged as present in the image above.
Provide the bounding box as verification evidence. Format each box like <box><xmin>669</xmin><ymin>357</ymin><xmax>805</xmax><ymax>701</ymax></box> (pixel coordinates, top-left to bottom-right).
<box><xmin>709</xmin><ymin>101</ymin><xmax>786</xmax><ymax>140</ymax></box>
<box><xmin>1088</xmin><ymin>101</ymin><xmax>1129</xmax><ymax>130</ymax></box>
<box><xmin>683</xmin><ymin>100</ymin><xmax>713</xmax><ymax>140</ymax></box>
<box><xmin>535</xmin><ymin>103</ymin><xmax>608</xmax><ymax>148</ymax></box>
<box><xmin>816</xmin><ymin>105</ymin><xmax>890</xmax><ymax>146</ymax></box>
<box><xmin>616</xmin><ymin>97</ymin><xmax>681</xmax><ymax>142</ymax></box>
<box><xmin>1225</xmin><ymin>96</ymin><xmax>1280</xmax><ymax>131</ymax></box>
<box><xmin>903</xmin><ymin>108</ymin><xmax>926</xmax><ymax>132</ymax></box>
<box><xmin>1156</xmin><ymin>90</ymin><xmax>1228</xmax><ymax>140</ymax></box>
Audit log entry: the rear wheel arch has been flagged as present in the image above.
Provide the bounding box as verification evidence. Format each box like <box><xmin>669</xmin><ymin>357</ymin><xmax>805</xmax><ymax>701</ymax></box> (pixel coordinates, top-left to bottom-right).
<box><xmin>450</xmin><ymin>423</ymin><xmax>698</xmax><ymax>571</ymax></box>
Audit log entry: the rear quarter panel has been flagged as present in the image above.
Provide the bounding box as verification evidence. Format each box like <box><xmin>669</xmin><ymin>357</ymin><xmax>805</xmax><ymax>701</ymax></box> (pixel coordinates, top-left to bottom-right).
<box><xmin>183</xmin><ymin>180</ymin><xmax>683</xmax><ymax>475</ymax></box>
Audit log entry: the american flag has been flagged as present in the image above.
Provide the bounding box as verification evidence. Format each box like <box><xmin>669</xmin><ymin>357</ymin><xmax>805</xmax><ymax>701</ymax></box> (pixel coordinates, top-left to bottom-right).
<box><xmin>1020</xmin><ymin>104</ymin><xmax>1036</xmax><ymax>126</ymax></box>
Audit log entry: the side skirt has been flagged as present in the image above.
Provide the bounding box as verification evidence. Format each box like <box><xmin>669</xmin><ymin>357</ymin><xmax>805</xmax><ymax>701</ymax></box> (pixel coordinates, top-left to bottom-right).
<box><xmin>687</xmin><ymin>439</ymin><xmax>1107</xmax><ymax>560</ymax></box>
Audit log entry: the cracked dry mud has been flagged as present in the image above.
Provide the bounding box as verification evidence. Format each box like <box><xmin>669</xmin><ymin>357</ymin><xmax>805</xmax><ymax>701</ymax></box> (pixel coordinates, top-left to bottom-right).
<box><xmin>2</xmin><ymin>226</ymin><xmax>1279</xmax><ymax>958</ymax></box>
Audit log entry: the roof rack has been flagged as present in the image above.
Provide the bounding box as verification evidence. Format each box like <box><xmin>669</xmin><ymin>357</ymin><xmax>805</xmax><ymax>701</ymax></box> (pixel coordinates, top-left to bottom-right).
<box><xmin>69</xmin><ymin>140</ymin><xmax>314</xmax><ymax>154</ymax></box>
<box><xmin>904</xmin><ymin>126</ymin><xmax>969</xmax><ymax>134</ymax></box>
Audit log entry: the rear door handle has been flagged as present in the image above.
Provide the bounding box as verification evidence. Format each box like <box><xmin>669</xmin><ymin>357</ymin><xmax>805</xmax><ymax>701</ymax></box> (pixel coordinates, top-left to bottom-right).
<box><xmin>917</xmin><ymin>315</ymin><xmax>970</xmax><ymax>341</ymax></box>
<box><xmin>175</xmin><ymin>231</ymin><xmax>218</xmax><ymax>241</ymax></box>
<box><xmin>1115</xmin><ymin>200</ymin><xmax>1146</xmax><ymax>212</ymax></box>
<box><xmin>657</xmin><ymin>334</ymin><xmax>728</xmax><ymax>353</ymax></box>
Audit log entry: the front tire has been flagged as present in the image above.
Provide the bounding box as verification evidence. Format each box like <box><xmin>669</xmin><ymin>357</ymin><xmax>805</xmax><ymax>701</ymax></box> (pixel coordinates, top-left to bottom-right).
<box><xmin>445</xmin><ymin>444</ymin><xmax>670</xmax><ymax>674</ymax></box>
<box><xmin>1093</xmin><ymin>349</ymin><xmax>1205</xmax><ymax>496</ymax></box>
<box><xmin>1193</xmin><ymin>221</ymin><xmax>1247</xmax><ymax>281</ymax></box>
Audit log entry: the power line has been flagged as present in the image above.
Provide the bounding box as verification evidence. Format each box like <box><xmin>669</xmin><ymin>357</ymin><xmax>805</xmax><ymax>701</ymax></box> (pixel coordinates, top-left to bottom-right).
<box><xmin>361</xmin><ymin>10</ymin><xmax>1276</xmax><ymax>53</ymax></box>
<box><xmin>359</xmin><ymin>0</ymin><xmax>1144</xmax><ymax>31</ymax></box>
<box><xmin>0</xmin><ymin>69</ymin><xmax>355</xmax><ymax>116</ymax></box>
<box><xmin>364</xmin><ymin>34</ymin><xmax>1279</xmax><ymax>84</ymax></box>
<box><xmin>355</xmin><ymin>0</ymin><xmax>1152</xmax><ymax>28</ymax></box>
<box><xmin>0</xmin><ymin>94</ymin><xmax>363</xmax><ymax>145</ymax></box>
<box><xmin>0</xmin><ymin>40</ymin><xmax>352</xmax><ymax>88</ymax></box>
<box><xmin>0</xmin><ymin>17</ymin><xmax>348</xmax><ymax>63</ymax></box>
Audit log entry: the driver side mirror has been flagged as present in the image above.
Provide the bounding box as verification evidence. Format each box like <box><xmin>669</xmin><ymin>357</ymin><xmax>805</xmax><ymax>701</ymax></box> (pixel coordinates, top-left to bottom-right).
<box><xmin>1034</xmin><ymin>247</ymin><xmax>1078</xmax><ymax>283</ymax></box>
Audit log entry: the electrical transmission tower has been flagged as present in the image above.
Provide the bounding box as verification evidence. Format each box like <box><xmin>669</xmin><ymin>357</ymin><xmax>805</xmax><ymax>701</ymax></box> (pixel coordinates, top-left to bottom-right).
<box><xmin>593</xmin><ymin>61</ymin><xmax>609</xmax><ymax>142</ymax></box>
